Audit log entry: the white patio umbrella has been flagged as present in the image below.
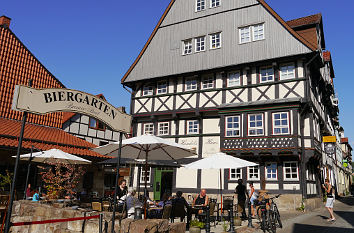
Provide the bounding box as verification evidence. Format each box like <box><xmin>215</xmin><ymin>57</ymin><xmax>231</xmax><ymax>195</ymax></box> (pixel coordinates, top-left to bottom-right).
<box><xmin>14</xmin><ymin>148</ymin><xmax>91</xmax><ymax>164</ymax></box>
<box><xmin>93</xmin><ymin>134</ymin><xmax>196</xmax><ymax>220</ymax></box>
<box><xmin>184</xmin><ymin>152</ymin><xmax>257</xmax><ymax>212</ymax></box>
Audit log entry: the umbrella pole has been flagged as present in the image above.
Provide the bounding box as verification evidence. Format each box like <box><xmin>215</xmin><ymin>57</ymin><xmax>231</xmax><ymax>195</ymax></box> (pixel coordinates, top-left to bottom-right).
<box><xmin>23</xmin><ymin>146</ymin><xmax>34</xmax><ymax>200</ymax></box>
<box><xmin>220</xmin><ymin>169</ymin><xmax>223</xmax><ymax>217</ymax></box>
<box><xmin>111</xmin><ymin>132</ymin><xmax>123</xmax><ymax>233</ymax></box>
<box><xmin>137</xmin><ymin>165</ymin><xmax>141</xmax><ymax>197</ymax></box>
<box><xmin>144</xmin><ymin>149</ymin><xmax>148</xmax><ymax>219</ymax></box>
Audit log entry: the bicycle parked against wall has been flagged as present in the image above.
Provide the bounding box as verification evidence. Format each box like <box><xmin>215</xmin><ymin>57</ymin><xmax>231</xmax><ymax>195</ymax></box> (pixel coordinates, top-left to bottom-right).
<box><xmin>255</xmin><ymin>194</ymin><xmax>282</xmax><ymax>233</ymax></box>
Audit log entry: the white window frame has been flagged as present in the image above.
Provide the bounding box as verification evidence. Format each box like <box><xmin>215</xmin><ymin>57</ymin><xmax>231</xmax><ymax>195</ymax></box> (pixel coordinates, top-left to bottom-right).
<box><xmin>210</xmin><ymin>32</ymin><xmax>221</xmax><ymax>49</ymax></box>
<box><xmin>185</xmin><ymin>78</ymin><xmax>198</xmax><ymax>91</ymax></box>
<box><xmin>225</xmin><ymin>116</ymin><xmax>241</xmax><ymax>137</ymax></box>
<box><xmin>143</xmin><ymin>123</ymin><xmax>154</xmax><ymax>135</ymax></box>
<box><xmin>195</xmin><ymin>36</ymin><xmax>206</xmax><ymax>52</ymax></box>
<box><xmin>187</xmin><ymin>120</ymin><xmax>199</xmax><ymax>134</ymax></box>
<box><xmin>279</xmin><ymin>63</ymin><xmax>295</xmax><ymax>80</ymax></box>
<box><xmin>252</xmin><ymin>23</ymin><xmax>265</xmax><ymax>41</ymax></box>
<box><xmin>239</xmin><ymin>23</ymin><xmax>265</xmax><ymax>44</ymax></box>
<box><xmin>260</xmin><ymin>66</ymin><xmax>274</xmax><ymax>83</ymax></box>
<box><xmin>202</xmin><ymin>76</ymin><xmax>214</xmax><ymax>89</ymax></box>
<box><xmin>158</xmin><ymin>122</ymin><xmax>169</xmax><ymax>136</ymax></box>
<box><xmin>229</xmin><ymin>168</ymin><xmax>242</xmax><ymax>180</ymax></box>
<box><xmin>182</xmin><ymin>39</ymin><xmax>193</xmax><ymax>55</ymax></box>
<box><xmin>196</xmin><ymin>0</ymin><xmax>206</xmax><ymax>12</ymax></box>
<box><xmin>248</xmin><ymin>113</ymin><xmax>264</xmax><ymax>136</ymax></box>
<box><xmin>247</xmin><ymin>166</ymin><xmax>260</xmax><ymax>180</ymax></box>
<box><xmin>283</xmin><ymin>162</ymin><xmax>299</xmax><ymax>181</ymax></box>
<box><xmin>157</xmin><ymin>81</ymin><xmax>168</xmax><ymax>94</ymax></box>
<box><xmin>265</xmin><ymin>163</ymin><xmax>278</xmax><ymax>180</ymax></box>
<box><xmin>210</xmin><ymin>0</ymin><xmax>220</xmax><ymax>8</ymax></box>
<box><xmin>239</xmin><ymin>26</ymin><xmax>251</xmax><ymax>44</ymax></box>
<box><xmin>272</xmin><ymin>112</ymin><xmax>290</xmax><ymax>135</ymax></box>
<box><xmin>227</xmin><ymin>71</ymin><xmax>241</xmax><ymax>87</ymax></box>
<box><xmin>140</xmin><ymin>167</ymin><xmax>151</xmax><ymax>184</ymax></box>
<box><xmin>142</xmin><ymin>85</ymin><xmax>153</xmax><ymax>96</ymax></box>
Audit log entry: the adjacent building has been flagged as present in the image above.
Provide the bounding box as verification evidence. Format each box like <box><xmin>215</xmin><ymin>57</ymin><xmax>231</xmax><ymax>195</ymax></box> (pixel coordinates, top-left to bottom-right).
<box><xmin>121</xmin><ymin>0</ymin><xmax>347</xmax><ymax>208</ymax></box>
<box><xmin>0</xmin><ymin>16</ymin><xmax>109</xmax><ymax>195</ymax></box>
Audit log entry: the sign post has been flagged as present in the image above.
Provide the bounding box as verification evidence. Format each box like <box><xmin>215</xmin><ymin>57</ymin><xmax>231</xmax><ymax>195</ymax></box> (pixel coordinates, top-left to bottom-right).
<box><xmin>7</xmin><ymin>85</ymin><xmax>131</xmax><ymax>233</ymax></box>
<box><xmin>4</xmin><ymin>80</ymin><xmax>32</xmax><ymax>233</ymax></box>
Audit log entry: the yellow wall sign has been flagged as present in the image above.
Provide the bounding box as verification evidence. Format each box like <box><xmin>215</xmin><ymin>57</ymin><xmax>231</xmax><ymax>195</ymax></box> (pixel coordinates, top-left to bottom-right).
<box><xmin>323</xmin><ymin>136</ymin><xmax>336</xmax><ymax>143</ymax></box>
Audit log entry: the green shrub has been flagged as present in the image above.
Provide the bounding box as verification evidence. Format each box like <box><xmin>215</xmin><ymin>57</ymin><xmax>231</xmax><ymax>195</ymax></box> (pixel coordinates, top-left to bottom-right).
<box><xmin>190</xmin><ymin>220</ymin><xmax>205</xmax><ymax>228</ymax></box>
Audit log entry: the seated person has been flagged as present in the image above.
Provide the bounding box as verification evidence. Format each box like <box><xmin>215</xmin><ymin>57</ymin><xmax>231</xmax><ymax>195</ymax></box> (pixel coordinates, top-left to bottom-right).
<box><xmin>193</xmin><ymin>189</ymin><xmax>209</xmax><ymax>213</ymax></box>
<box><xmin>149</xmin><ymin>193</ymin><xmax>171</xmax><ymax>219</ymax></box>
<box><xmin>117</xmin><ymin>179</ymin><xmax>128</xmax><ymax>199</ymax></box>
<box><xmin>121</xmin><ymin>188</ymin><xmax>142</xmax><ymax>219</ymax></box>
<box><xmin>171</xmin><ymin>191</ymin><xmax>190</xmax><ymax>222</ymax></box>
<box><xmin>32</xmin><ymin>189</ymin><xmax>40</xmax><ymax>202</ymax></box>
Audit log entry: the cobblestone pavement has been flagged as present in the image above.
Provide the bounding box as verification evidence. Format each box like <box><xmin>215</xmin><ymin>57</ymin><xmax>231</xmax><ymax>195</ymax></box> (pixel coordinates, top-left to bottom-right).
<box><xmin>186</xmin><ymin>196</ymin><xmax>354</xmax><ymax>233</ymax></box>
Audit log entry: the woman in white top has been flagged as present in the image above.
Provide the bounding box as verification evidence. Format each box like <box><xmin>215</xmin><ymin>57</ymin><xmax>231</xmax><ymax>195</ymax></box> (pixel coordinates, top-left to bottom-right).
<box><xmin>248</xmin><ymin>182</ymin><xmax>257</xmax><ymax>218</ymax></box>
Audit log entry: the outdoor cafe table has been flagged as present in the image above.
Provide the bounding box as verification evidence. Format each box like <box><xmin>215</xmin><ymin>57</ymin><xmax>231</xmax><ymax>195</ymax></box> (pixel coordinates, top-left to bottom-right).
<box><xmin>147</xmin><ymin>206</ymin><xmax>163</xmax><ymax>218</ymax></box>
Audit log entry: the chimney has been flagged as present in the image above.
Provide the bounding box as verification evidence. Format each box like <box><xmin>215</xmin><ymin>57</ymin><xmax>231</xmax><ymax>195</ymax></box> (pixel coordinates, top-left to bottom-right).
<box><xmin>0</xmin><ymin>16</ymin><xmax>11</xmax><ymax>28</ymax></box>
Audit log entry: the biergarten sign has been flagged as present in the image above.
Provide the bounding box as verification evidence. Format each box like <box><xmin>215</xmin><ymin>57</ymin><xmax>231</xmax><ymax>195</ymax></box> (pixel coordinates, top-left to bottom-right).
<box><xmin>12</xmin><ymin>85</ymin><xmax>132</xmax><ymax>133</ymax></box>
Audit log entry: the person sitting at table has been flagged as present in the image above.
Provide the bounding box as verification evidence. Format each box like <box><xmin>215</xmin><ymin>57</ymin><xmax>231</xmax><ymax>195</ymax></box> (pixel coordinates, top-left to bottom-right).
<box><xmin>193</xmin><ymin>189</ymin><xmax>209</xmax><ymax>214</ymax></box>
<box><xmin>122</xmin><ymin>188</ymin><xmax>142</xmax><ymax>219</ymax></box>
<box><xmin>32</xmin><ymin>188</ymin><xmax>40</xmax><ymax>202</ymax></box>
<box><xmin>25</xmin><ymin>184</ymin><xmax>32</xmax><ymax>200</ymax></box>
<box><xmin>117</xmin><ymin>179</ymin><xmax>128</xmax><ymax>199</ymax></box>
<box><xmin>171</xmin><ymin>191</ymin><xmax>190</xmax><ymax>222</ymax></box>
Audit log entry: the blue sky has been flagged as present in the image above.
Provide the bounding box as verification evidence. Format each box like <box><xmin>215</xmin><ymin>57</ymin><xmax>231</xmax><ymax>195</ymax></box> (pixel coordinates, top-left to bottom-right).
<box><xmin>2</xmin><ymin>0</ymin><xmax>354</xmax><ymax>144</ymax></box>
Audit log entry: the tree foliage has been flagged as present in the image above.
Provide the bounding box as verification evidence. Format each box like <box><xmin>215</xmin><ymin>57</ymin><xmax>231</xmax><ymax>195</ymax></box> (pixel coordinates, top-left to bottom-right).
<box><xmin>39</xmin><ymin>160</ymin><xmax>86</xmax><ymax>199</ymax></box>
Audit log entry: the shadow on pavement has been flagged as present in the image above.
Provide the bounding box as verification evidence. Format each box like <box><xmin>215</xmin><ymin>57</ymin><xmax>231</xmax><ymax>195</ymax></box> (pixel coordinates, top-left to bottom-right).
<box><xmin>334</xmin><ymin>211</ymin><xmax>354</xmax><ymax>227</ymax></box>
<box><xmin>317</xmin><ymin>215</ymin><xmax>329</xmax><ymax>220</ymax></box>
<box><xmin>336</xmin><ymin>196</ymin><xmax>354</xmax><ymax>206</ymax></box>
<box><xmin>291</xmin><ymin>223</ymin><xmax>354</xmax><ymax>233</ymax></box>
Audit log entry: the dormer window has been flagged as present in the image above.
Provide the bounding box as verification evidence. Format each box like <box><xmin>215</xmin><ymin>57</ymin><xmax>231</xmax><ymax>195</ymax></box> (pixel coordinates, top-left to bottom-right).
<box><xmin>143</xmin><ymin>85</ymin><xmax>153</xmax><ymax>96</ymax></box>
<box><xmin>196</xmin><ymin>0</ymin><xmax>206</xmax><ymax>11</ymax></box>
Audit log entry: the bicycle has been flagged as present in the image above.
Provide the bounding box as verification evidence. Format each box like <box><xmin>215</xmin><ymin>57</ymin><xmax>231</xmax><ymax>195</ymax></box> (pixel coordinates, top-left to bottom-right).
<box><xmin>255</xmin><ymin>194</ymin><xmax>282</xmax><ymax>233</ymax></box>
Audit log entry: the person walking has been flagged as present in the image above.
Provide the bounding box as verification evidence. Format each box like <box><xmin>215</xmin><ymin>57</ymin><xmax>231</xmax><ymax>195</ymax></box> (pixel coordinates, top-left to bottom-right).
<box><xmin>322</xmin><ymin>178</ymin><xmax>336</xmax><ymax>221</ymax></box>
<box><xmin>248</xmin><ymin>182</ymin><xmax>257</xmax><ymax>218</ymax></box>
<box><xmin>235</xmin><ymin>179</ymin><xmax>247</xmax><ymax>219</ymax></box>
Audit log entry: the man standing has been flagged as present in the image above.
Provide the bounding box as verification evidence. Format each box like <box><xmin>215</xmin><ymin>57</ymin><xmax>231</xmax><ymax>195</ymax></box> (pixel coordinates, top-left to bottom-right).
<box><xmin>235</xmin><ymin>179</ymin><xmax>247</xmax><ymax>219</ymax></box>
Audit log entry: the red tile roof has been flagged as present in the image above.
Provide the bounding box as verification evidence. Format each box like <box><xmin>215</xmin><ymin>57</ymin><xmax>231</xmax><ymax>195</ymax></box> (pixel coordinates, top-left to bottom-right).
<box><xmin>323</xmin><ymin>51</ymin><xmax>331</xmax><ymax>62</ymax></box>
<box><xmin>0</xmin><ymin>117</ymin><xmax>108</xmax><ymax>158</ymax></box>
<box><xmin>0</xmin><ymin>25</ymin><xmax>64</xmax><ymax>128</ymax></box>
<box><xmin>287</xmin><ymin>13</ymin><xmax>322</xmax><ymax>28</ymax></box>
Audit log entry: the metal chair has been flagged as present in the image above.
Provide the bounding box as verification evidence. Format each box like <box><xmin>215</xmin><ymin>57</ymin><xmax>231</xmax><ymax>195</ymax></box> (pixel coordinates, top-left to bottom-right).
<box><xmin>198</xmin><ymin>201</ymin><xmax>217</xmax><ymax>227</ymax></box>
<box><xmin>170</xmin><ymin>201</ymin><xmax>187</xmax><ymax>222</ymax></box>
<box><xmin>0</xmin><ymin>195</ymin><xmax>10</xmax><ymax>233</ymax></box>
<box><xmin>220</xmin><ymin>196</ymin><xmax>234</xmax><ymax>220</ymax></box>
<box><xmin>161</xmin><ymin>205</ymin><xmax>172</xmax><ymax>219</ymax></box>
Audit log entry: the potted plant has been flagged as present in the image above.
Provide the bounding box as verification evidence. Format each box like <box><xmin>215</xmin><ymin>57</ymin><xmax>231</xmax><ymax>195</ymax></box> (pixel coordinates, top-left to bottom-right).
<box><xmin>234</xmin><ymin>215</ymin><xmax>242</xmax><ymax>226</ymax></box>
<box><xmin>189</xmin><ymin>220</ymin><xmax>204</xmax><ymax>233</ymax></box>
<box><xmin>221</xmin><ymin>221</ymin><xmax>229</xmax><ymax>233</ymax></box>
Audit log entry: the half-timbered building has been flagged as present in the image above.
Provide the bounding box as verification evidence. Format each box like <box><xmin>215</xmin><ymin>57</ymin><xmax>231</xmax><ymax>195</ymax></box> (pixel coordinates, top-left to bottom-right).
<box><xmin>121</xmin><ymin>0</ymin><xmax>340</xmax><ymax>208</ymax></box>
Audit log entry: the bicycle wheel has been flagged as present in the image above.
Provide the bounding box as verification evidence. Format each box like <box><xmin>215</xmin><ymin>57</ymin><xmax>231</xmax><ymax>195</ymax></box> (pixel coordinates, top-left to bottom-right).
<box><xmin>261</xmin><ymin>211</ymin><xmax>267</xmax><ymax>233</ymax></box>
<box><xmin>268</xmin><ymin>210</ymin><xmax>276</xmax><ymax>233</ymax></box>
<box><xmin>274</xmin><ymin>205</ymin><xmax>282</xmax><ymax>228</ymax></box>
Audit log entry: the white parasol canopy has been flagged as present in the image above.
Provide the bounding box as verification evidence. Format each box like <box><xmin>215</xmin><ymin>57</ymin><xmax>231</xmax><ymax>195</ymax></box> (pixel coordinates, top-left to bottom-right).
<box><xmin>92</xmin><ymin>134</ymin><xmax>196</xmax><ymax>161</ymax></box>
<box><xmin>14</xmin><ymin>149</ymin><xmax>91</xmax><ymax>165</ymax></box>
<box><xmin>184</xmin><ymin>152</ymin><xmax>257</xmax><ymax>169</ymax></box>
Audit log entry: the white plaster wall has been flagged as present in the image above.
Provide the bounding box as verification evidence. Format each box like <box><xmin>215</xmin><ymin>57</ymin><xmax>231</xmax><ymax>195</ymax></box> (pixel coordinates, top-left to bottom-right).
<box><xmin>202</xmin><ymin>136</ymin><xmax>220</xmax><ymax>157</ymax></box>
<box><xmin>283</xmin><ymin>184</ymin><xmax>300</xmax><ymax>190</ymax></box>
<box><xmin>297</xmin><ymin>59</ymin><xmax>304</xmax><ymax>78</ymax></box>
<box><xmin>242</xmin><ymin>68</ymin><xmax>248</xmax><ymax>86</ymax></box>
<box><xmin>304</xmin><ymin>117</ymin><xmax>310</xmax><ymax>136</ymax></box>
<box><xmin>79</xmin><ymin>124</ymin><xmax>88</xmax><ymax>135</ymax></box>
<box><xmin>176</xmin><ymin>167</ymin><xmax>198</xmax><ymax>188</ymax></box>
<box><xmin>265</xmin><ymin>183</ymin><xmax>279</xmax><ymax>190</ymax></box>
<box><xmin>177</xmin><ymin>77</ymin><xmax>183</xmax><ymax>92</ymax></box>
<box><xmin>81</xmin><ymin>115</ymin><xmax>89</xmax><ymax>124</ymax></box>
<box><xmin>201</xmin><ymin>169</ymin><xmax>221</xmax><ymax>189</ymax></box>
<box><xmin>251</xmin><ymin>67</ymin><xmax>257</xmax><ymax>84</ymax></box>
<box><xmin>202</xmin><ymin>119</ymin><xmax>220</xmax><ymax>134</ymax></box>
<box><xmin>177</xmin><ymin>137</ymin><xmax>199</xmax><ymax>155</ymax></box>
<box><xmin>215</xmin><ymin>73</ymin><xmax>223</xmax><ymax>88</ymax></box>
<box><xmin>171</xmin><ymin>121</ymin><xmax>176</xmax><ymax>136</ymax></box>
<box><xmin>179</xmin><ymin>120</ymin><xmax>185</xmax><ymax>135</ymax></box>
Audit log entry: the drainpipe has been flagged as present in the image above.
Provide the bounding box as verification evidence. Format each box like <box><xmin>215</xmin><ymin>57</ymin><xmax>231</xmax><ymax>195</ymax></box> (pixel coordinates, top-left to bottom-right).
<box><xmin>300</xmin><ymin>52</ymin><xmax>320</xmax><ymax>201</ymax></box>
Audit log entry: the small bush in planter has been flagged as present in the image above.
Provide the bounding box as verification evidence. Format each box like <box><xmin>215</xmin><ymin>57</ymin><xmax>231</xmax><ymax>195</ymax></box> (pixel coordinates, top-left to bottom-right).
<box><xmin>190</xmin><ymin>220</ymin><xmax>205</xmax><ymax>229</ymax></box>
<box><xmin>222</xmin><ymin>221</ymin><xmax>229</xmax><ymax>232</ymax></box>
